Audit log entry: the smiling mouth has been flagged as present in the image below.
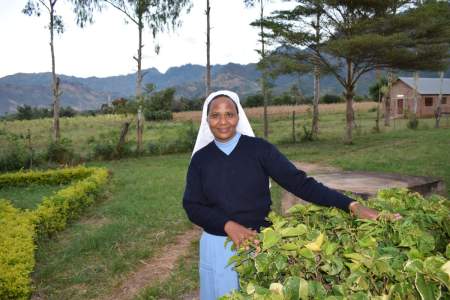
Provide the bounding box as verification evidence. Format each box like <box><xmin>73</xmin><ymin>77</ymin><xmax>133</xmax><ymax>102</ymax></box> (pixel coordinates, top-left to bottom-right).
<box><xmin>217</xmin><ymin>128</ymin><xmax>230</xmax><ymax>133</ymax></box>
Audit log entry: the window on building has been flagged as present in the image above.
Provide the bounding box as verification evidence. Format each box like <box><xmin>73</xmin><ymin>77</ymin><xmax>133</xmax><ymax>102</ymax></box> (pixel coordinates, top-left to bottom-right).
<box><xmin>425</xmin><ymin>97</ymin><xmax>433</xmax><ymax>107</ymax></box>
<box><xmin>442</xmin><ymin>97</ymin><xmax>447</xmax><ymax>105</ymax></box>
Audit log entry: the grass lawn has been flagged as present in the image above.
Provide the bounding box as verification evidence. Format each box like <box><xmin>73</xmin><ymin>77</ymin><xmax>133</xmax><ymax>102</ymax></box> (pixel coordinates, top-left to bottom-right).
<box><xmin>1</xmin><ymin>110</ymin><xmax>448</xmax><ymax>299</ymax></box>
<box><xmin>0</xmin><ymin>183</ymin><xmax>69</xmax><ymax>209</ymax></box>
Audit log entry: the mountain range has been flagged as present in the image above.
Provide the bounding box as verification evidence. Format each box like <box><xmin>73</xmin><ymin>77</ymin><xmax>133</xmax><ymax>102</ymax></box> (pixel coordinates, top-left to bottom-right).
<box><xmin>0</xmin><ymin>62</ymin><xmax>445</xmax><ymax>115</ymax></box>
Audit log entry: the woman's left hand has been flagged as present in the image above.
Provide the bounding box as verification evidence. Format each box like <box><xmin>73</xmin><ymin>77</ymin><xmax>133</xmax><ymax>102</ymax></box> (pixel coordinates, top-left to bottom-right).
<box><xmin>349</xmin><ymin>201</ymin><xmax>402</xmax><ymax>221</ymax></box>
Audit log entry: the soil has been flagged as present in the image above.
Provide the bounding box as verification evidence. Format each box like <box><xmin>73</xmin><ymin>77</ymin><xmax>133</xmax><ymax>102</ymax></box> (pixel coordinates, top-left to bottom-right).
<box><xmin>99</xmin><ymin>226</ymin><xmax>201</xmax><ymax>300</ymax></box>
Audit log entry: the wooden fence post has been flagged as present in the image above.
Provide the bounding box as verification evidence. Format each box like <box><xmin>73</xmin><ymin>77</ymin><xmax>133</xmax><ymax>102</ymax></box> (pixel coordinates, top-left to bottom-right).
<box><xmin>117</xmin><ymin>122</ymin><xmax>130</xmax><ymax>155</ymax></box>
<box><xmin>27</xmin><ymin>129</ymin><xmax>33</xmax><ymax>169</ymax></box>
<box><xmin>292</xmin><ymin>111</ymin><xmax>296</xmax><ymax>143</ymax></box>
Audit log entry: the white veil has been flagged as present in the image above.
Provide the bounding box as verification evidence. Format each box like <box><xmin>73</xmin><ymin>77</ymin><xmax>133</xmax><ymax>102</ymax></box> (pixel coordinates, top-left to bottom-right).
<box><xmin>192</xmin><ymin>90</ymin><xmax>255</xmax><ymax>156</ymax></box>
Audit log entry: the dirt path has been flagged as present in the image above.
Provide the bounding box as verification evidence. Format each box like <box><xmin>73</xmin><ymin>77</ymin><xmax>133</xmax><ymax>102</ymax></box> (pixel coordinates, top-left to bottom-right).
<box><xmin>99</xmin><ymin>226</ymin><xmax>201</xmax><ymax>300</ymax></box>
<box><xmin>101</xmin><ymin>162</ymin><xmax>335</xmax><ymax>300</ymax></box>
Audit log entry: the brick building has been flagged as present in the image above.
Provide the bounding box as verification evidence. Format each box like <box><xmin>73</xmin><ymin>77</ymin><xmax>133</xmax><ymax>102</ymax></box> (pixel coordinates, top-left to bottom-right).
<box><xmin>389</xmin><ymin>77</ymin><xmax>450</xmax><ymax>117</ymax></box>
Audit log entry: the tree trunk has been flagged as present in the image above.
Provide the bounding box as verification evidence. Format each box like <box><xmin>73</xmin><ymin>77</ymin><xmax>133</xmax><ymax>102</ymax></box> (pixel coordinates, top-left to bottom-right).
<box><xmin>135</xmin><ymin>15</ymin><xmax>144</xmax><ymax>152</ymax></box>
<box><xmin>410</xmin><ymin>71</ymin><xmax>419</xmax><ymax>124</ymax></box>
<box><xmin>435</xmin><ymin>71</ymin><xmax>444</xmax><ymax>128</ymax></box>
<box><xmin>384</xmin><ymin>72</ymin><xmax>393</xmax><ymax>126</ymax></box>
<box><xmin>344</xmin><ymin>60</ymin><xmax>354</xmax><ymax>144</ymax></box>
<box><xmin>135</xmin><ymin>18</ymin><xmax>144</xmax><ymax>98</ymax></box>
<box><xmin>50</xmin><ymin>1</ymin><xmax>60</xmax><ymax>142</ymax></box>
<box><xmin>311</xmin><ymin>12</ymin><xmax>321</xmax><ymax>139</ymax></box>
<box><xmin>260</xmin><ymin>0</ymin><xmax>269</xmax><ymax>139</ymax></box>
<box><xmin>205</xmin><ymin>0</ymin><xmax>211</xmax><ymax>97</ymax></box>
<box><xmin>117</xmin><ymin>121</ymin><xmax>130</xmax><ymax>154</ymax></box>
<box><xmin>137</xmin><ymin>107</ymin><xmax>143</xmax><ymax>153</ymax></box>
<box><xmin>311</xmin><ymin>65</ymin><xmax>320</xmax><ymax>138</ymax></box>
<box><xmin>374</xmin><ymin>68</ymin><xmax>381</xmax><ymax>132</ymax></box>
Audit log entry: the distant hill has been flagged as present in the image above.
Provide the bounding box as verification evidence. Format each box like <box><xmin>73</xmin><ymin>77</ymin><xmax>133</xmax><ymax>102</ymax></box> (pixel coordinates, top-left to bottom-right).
<box><xmin>1</xmin><ymin>63</ymin><xmax>447</xmax><ymax>115</ymax></box>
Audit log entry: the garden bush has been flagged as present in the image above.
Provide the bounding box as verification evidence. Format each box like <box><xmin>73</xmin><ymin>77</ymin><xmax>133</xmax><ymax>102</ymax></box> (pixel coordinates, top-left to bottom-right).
<box><xmin>0</xmin><ymin>200</ymin><xmax>36</xmax><ymax>300</ymax></box>
<box><xmin>0</xmin><ymin>133</ymin><xmax>32</xmax><ymax>172</ymax></box>
<box><xmin>144</xmin><ymin>110</ymin><xmax>173</xmax><ymax>121</ymax></box>
<box><xmin>0</xmin><ymin>166</ymin><xmax>109</xmax><ymax>298</ymax></box>
<box><xmin>223</xmin><ymin>189</ymin><xmax>450</xmax><ymax>300</ymax></box>
<box><xmin>46</xmin><ymin>138</ymin><xmax>75</xmax><ymax>164</ymax></box>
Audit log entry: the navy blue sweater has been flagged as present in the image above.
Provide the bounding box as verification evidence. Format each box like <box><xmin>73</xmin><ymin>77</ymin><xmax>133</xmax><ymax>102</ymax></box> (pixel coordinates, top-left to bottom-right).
<box><xmin>182</xmin><ymin>135</ymin><xmax>353</xmax><ymax>236</ymax></box>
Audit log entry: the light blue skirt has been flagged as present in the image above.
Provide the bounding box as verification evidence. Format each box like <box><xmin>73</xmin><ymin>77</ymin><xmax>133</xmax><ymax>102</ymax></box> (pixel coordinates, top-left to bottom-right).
<box><xmin>199</xmin><ymin>231</ymin><xmax>239</xmax><ymax>300</ymax></box>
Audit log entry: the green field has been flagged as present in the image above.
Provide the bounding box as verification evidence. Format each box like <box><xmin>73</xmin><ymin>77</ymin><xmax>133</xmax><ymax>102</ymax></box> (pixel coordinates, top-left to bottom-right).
<box><xmin>1</xmin><ymin>106</ymin><xmax>449</xmax><ymax>299</ymax></box>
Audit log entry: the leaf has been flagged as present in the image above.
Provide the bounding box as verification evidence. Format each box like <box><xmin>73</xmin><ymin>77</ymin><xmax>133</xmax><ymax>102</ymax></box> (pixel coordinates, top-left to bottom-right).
<box><xmin>308</xmin><ymin>281</ymin><xmax>326</xmax><ymax>299</ymax></box>
<box><xmin>274</xmin><ymin>255</ymin><xmax>288</xmax><ymax>271</ymax></box>
<box><xmin>323</xmin><ymin>242</ymin><xmax>339</xmax><ymax>256</ymax></box>
<box><xmin>299</xmin><ymin>278</ymin><xmax>309</xmax><ymax>300</ymax></box>
<box><xmin>305</xmin><ymin>232</ymin><xmax>324</xmax><ymax>252</ymax></box>
<box><xmin>423</xmin><ymin>256</ymin><xmax>446</xmax><ymax>275</ymax></box>
<box><xmin>357</xmin><ymin>235</ymin><xmax>377</xmax><ymax>248</ymax></box>
<box><xmin>298</xmin><ymin>247</ymin><xmax>315</xmax><ymax>259</ymax></box>
<box><xmin>283</xmin><ymin>276</ymin><xmax>300</xmax><ymax>300</ymax></box>
<box><xmin>321</xmin><ymin>258</ymin><xmax>344</xmax><ymax>276</ymax></box>
<box><xmin>344</xmin><ymin>253</ymin><xmax>365</xmax><ymax>263</ymax></box>
<box><xmin>246</xmin><ymin>282</ymin><xmax>256</xmax><ymax>295</ymax></box>
<box><xmin>269</xmin><ymin>282</ymin><xmax>284</xmax><ymax>295</ymax></box>
<box><xmin>404</xmin><ymin>259</ymin><xmax>424</xmax><ymax>274</ymax></box>
<box><xmin>415</xmin><ymin>273</ymin><xmax>435</xmax><ymax>300</ymax></box>
<box><xmin>441</xmin><ymin>261</ymin><xmax>450</xmax><ymax>278</ymax></box>
<box><xmin>281</xmin><ymin>224</ymin><xmax>308</xmax><ymax>237</ymax></box>
<box><xmin>446</xmin><ymin>244</ymin><xmax>450</xmax><ymax>259</ymax></box>
<box><xmin>255</xmin><ymin>253</ymin><xmax>270</xmax><ymax>273</ymax></box>
<box><xmin>262</xmin><ymin>228</ymin><xmax>281</xmax><ymax>251</ymax></box>
<box><xmin>281</xmin><ymin>242</ymin><xmax>298</xmax><ymax>251</ymax></box>
<box><xmin>286</xmin><ymin>204</ymin><xmax>305</xmax><ymax>214</ymax></box>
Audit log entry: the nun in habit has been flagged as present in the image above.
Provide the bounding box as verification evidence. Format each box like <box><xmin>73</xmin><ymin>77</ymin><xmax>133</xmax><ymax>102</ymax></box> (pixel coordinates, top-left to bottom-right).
<box><xmin>182</xmin><ymin>90</ymin><xmax>399</xmax><ymax>300</ymax></box>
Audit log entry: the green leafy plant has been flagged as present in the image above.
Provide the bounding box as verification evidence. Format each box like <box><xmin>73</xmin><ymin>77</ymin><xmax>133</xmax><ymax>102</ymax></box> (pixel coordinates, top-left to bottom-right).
<box><xmin>0</xmin><ymin>167</ymin><xmax>109</xmax><ymax>298</ymax></box>
<box><xmin>222</xmin><ymin>189</ymin><xmax>450</xmax><ymax>300</ymax></box>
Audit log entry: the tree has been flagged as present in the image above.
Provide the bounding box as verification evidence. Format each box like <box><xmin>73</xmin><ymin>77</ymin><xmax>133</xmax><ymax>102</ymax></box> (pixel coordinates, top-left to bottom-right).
<box><xmin>205</xmin><ymin>0</ymin><xmax>211</xmax><ymax>97</ymax></box>
<box><xmin>246</xmin><ymin>0</ymin><xmax>271</xmax><ymax>138</ymax></box>
<box><xmin>16</xmin><ymin>105</ymin><xmax>34</xmax><ymax>120</ymax></box>
<box><xmin>23</xmin><ymin>0</ymin><xmax>99</xmax><ymax>142</ymax></box>
<box><xmin>103</xmin><ymin>0</ymin><xmax>191</xmax><ymax>99</ymax></box>
<box><xmin>264</xmin><ymin>0</ymin><xmax>450</xmax><ymax>143</ymax></box>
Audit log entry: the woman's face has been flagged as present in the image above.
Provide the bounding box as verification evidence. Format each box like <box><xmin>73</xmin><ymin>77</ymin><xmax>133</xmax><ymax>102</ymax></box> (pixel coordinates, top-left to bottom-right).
<box><xmin>207</xmin><ymin>96</ymin><xmax>239</xmax><ymax>142</ymax></box>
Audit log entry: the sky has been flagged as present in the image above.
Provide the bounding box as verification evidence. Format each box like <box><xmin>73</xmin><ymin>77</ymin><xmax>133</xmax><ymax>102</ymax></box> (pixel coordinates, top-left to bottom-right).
<box><xmin>0</xmin><ymin>0</ymin><xmax>295</xmax><ymax>79</ymax></box>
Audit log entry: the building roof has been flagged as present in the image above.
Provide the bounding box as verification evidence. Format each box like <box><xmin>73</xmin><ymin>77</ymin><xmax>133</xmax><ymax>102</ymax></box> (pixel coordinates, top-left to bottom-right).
<box><xmin>399</xmin><ymin>77</ymin><xmax>450</xmax><ymax>95</ymax></box>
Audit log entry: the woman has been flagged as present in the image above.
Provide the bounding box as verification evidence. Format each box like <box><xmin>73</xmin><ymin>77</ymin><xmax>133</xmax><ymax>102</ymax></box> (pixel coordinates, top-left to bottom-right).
<box><xmin>183</xmin><ymin>90</ymin><xmax>398</xmax><ymax>300</ymax></box>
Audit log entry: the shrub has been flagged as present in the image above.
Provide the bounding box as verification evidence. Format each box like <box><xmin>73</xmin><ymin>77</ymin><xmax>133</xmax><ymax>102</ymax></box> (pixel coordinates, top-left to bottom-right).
<box><xmin>144</xmin><ymin>110</ymin><xmax>173</xmax><ymax>121</ymax></box>
<box><xmin>0</xmin><ymin>134</ymin><xmax>31</xmax><ymax>172</ymax></box>
<box><xmin>321</xmin><ymin>94</ymin><xmax>344</xmax><ymax>104</ymax></box>
<box><xmin>34</xmin><ymin>167</ymin><xmax>109</xmax><ymax>236</ymax></box>
<box><xmin>93</xmin><ymin>141</ymin><xmax>116</xmax><ymax>160</ymax></box>
<box><xmin>223</xmin><ymin>189</ymin><xmax>450</xmax><ymax>300</ymax></box>
<box><xmin>0</xmin><ymin>200</ymin><xmax>36</xmax><ymax>300</ymax></box>
<box><xmin>0</xmin><ymin>167</ymin><xmax>109</xmax><ymax>298</ymax></box>
<box><xmin>46</xmin><ymin>138</ymin><xmax>75</xmax><ymax>164</ymax></box>
<box><xmin>0</xmin><ymin>166</ymin><xmax>92</xmax><ymax>187</ymax></box>
<box><xmin>407</xmin><ymin>113</ymin><xmax>419</xmax><ymax>130</ymax></box>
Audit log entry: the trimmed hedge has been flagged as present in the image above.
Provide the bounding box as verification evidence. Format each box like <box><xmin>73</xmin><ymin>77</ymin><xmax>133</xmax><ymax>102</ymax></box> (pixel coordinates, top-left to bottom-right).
<box><xmin>0</xmin><ymin>200</ymin><xmax>36</xmax><ymax>300</ymax></box>
<box><xmin>0</xmin><ymin>167</ymin><xmax>93</xmax><ymax>187</ymax></box>
<box><xmin>0</xmin><ymin>166</ymin><xmax>109</xmax><ymax>299</ymax></box>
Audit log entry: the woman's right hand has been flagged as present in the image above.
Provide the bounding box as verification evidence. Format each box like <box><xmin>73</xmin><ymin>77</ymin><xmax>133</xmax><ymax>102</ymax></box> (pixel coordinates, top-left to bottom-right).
<box><xmin>224</xmin><ymin>220</ymin><xmax>256</xmax><ymax>248</ymax></box>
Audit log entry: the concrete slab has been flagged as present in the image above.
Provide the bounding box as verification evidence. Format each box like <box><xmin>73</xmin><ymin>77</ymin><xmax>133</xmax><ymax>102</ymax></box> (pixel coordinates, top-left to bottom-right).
<box><xmin>313</xmin><ymin>171</ymin><xmax>446</xmax><ymax>199</ymax></box>
<box><xmin>281</xmin><ymin>161</ymin><xmax>446</xmax><ymax>214</ymax></box>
